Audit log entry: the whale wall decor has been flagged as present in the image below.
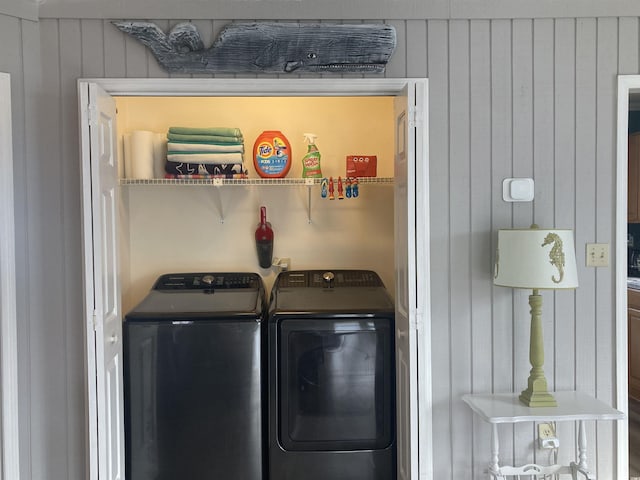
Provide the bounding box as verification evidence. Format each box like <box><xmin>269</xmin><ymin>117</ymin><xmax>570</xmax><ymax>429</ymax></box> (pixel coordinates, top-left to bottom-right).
<box><xmin>112</xmin><ymin>21</ymin><xmax>396</xmax><ymax>74</ymax></box>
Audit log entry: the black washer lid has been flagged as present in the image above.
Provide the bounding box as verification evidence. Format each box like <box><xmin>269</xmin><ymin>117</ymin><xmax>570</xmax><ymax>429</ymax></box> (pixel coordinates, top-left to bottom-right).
<box><xmin>125</xmin><ymin>272</ymin><xmax>265</xmax><ymax>320</ymax></box>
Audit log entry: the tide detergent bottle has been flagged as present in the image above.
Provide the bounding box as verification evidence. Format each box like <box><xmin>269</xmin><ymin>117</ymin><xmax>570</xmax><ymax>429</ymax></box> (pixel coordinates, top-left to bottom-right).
<box><xmin>253</xmin><ymin>130</ymin><xmax>292</xmax><ymax>178</ymax></box>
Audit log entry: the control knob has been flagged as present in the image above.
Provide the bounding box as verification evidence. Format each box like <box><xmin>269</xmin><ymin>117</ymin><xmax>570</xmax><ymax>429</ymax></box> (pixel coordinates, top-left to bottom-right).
<box><xmin>322</xmin><ymin>271</ymin><xmax>335</xmax><ymax>287</ymax></box>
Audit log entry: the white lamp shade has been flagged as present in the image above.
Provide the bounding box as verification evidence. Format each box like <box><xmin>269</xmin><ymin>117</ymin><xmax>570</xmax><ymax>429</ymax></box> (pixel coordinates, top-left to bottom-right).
<box><xmin>494</xmin><ymin>227</ymin><xmax>579</xmax><ymax>289</ymax></box>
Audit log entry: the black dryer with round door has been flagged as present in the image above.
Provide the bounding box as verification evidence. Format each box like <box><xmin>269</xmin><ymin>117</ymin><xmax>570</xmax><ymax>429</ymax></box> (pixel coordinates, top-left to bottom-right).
<box><xmin>268</xmin><ymin>269</ymin><xmax>396</xmax><ymax>480</ymax></box>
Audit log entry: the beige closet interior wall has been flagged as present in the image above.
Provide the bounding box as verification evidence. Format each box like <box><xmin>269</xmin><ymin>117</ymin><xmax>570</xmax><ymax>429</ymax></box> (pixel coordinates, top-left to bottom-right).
<box><xmin>115</xmin><ymin>96</ymin><xmax>395</xmax><ymax>310</ymax></box>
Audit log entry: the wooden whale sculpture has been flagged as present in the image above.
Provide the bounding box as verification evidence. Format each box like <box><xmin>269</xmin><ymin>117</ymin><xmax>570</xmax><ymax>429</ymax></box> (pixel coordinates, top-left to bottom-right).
<box><xmin>112</xmin><ymin>21</ymin><xmax>396</xmax><ymax>74</ymax></box>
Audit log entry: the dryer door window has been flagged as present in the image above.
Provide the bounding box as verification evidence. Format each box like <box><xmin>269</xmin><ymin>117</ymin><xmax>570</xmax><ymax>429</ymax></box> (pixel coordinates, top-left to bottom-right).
<box><xmin>279</xmin><ymin>318</ymin><xmax>394</xmax><ymax>451</ymax></box>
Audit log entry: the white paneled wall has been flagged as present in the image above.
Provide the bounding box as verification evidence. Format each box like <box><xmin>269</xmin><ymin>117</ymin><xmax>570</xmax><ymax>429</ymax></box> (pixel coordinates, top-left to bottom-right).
<box><xmin>3</xmin><ymin>13</ymin><xmax>637</xmax><ymax>480</ymax></box>
<box><xmin>0</xmin><ymin>12</ymin><xmax>39</xmax><ymax>480</ymax></box>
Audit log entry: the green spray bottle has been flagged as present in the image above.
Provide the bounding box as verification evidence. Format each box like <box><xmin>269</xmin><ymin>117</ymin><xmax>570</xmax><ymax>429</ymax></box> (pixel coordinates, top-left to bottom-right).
<box><xmin>301</xmin><ymin>133</ymin><xmax>323</xmax><ymax>178</ymax></box>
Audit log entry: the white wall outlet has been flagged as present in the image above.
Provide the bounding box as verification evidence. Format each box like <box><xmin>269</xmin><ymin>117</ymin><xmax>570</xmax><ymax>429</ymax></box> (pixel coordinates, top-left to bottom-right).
<box><xmin>538</xmin><ymin>422</ymin><xmax>555</xmax><ymax>439</ymax></box>
<box><xmin>272</xmin><ymin>257</ymin><xmax>291</xmax><ymax>272</ymax></box>
<box><xmin>586</xmin><ymin>243</ymin><xmax>609</xmax><ymax>267</ymax></box>
<box><xmin>537</xmin><ymin>422</ymin><xmax>559</xmax><ymax>449</ymax></box>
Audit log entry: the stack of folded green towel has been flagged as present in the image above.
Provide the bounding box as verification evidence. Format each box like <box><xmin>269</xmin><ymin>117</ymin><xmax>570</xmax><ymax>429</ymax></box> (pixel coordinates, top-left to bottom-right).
<box><xmin>165</xmin><ymin>126</ymin><xmax>246</xmax><ymax>178</ymax></box>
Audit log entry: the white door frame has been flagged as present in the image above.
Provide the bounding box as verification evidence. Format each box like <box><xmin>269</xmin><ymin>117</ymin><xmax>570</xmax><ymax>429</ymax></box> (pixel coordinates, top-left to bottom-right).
<box><xmin>0</xmin><ymin>72</ymin><xmax>20</xmax><ymax>480</ymax></box>
<box><xmin>79</xmin><ymin>77</ymin><xmax>432</xmax><ymax>480</ymax></box>
<box><xmin>615</xmin><ymin>74</ymin><xmax>640</xmax><ymax>480</ymax></box>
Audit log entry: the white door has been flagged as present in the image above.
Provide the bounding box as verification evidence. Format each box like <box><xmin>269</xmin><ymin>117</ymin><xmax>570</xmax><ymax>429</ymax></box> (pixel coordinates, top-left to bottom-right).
<box><xmin>0</xmin><ymin>71</ymin><xmax>20</xmax><ymax>480</ymax></box>
<box><xmin>394</xmin><ymin>85</ymin><xmax>420</xmax><ymax>480</ymax></box>
<box><xmin>79</xmin><ymin>82</ymin><xmax>124</xmax><ymax>480</ymax></box>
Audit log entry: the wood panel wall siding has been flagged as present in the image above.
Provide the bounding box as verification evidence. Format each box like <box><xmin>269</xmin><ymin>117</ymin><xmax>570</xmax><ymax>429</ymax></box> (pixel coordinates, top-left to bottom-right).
<box><xmin>0</xmin><ymin>13</ymin><xmax>38</xmax><ymax>480</ymax></box>
<box><xmin>2</xmin><ymin>14</ymin><xmax>633</xmax><ymax>480</ymax></box>
<box><xmin>0</xmin><ymin>0</ymin><xmax>38</xmax><ymax>21</ymax></box>
<box><xmin>31</xmin><ymin>0</ymin><xmax>640</xmax><ymax>21</ymax></box>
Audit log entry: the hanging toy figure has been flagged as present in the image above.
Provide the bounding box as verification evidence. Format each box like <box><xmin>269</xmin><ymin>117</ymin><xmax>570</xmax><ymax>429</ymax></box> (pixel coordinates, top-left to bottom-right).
<box><xmin>351</xmin><ymin>177</ymin><xmax>359</xmax><ymax>198</ymax></box>
<box><xmin>328</xmin><ymin>177</ymin><xmax>335</xmax><ymax>200</ymax></box>
<box><xmin>337</xmin><ymin>176</ymin><xmax>344</xmax><ymax>200</ymax></box>
<box><xmin>345</xmin><ymin>178</ymin><xmax>352</xmax><ymax>198</ymax></box>
<box><xmin>321</xmin><ymin>178</ymin><xmax>328</xmax><ymax>198</ymax></box>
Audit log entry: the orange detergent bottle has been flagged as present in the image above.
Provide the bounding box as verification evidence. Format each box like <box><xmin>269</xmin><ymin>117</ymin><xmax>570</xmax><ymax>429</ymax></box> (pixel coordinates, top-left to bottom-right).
<box><xmin>253</xmin><ymin>130</ymin><xmax>292</xmax><ymax>178</ymax></box>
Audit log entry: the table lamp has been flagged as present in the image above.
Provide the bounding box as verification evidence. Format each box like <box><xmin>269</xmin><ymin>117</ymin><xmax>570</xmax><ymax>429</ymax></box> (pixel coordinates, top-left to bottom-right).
<box><xmin>494</xmin><ymin>225</ymin><xmax>579</xmax><ymax>407</ymax></box>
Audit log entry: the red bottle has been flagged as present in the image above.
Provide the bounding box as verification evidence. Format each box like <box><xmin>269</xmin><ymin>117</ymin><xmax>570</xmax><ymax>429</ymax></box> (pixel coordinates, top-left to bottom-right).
<box><xmin>255</xmin><ymin>206</ymin><xmax>274</xmax><ymax>268</ymax></box>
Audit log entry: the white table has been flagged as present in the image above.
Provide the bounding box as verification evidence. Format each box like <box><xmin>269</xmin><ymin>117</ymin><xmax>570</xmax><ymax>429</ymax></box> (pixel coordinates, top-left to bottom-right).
<box><xmin>462</xmin><ymin>392</ymin><xmax>624</xmax><ymax>479</ymax></box>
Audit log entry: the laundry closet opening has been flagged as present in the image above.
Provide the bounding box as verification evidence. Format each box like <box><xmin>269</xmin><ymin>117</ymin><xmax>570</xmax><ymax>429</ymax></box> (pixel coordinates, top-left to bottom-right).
<box><xmin>78</xmin><ymin>78</ymin><xmax>430</xmax><ymax>480</ymax></box>
<box><xmin>115</xmin><ymin>95</ymin><xmax>397</xmax><ymax>309</ymax></box>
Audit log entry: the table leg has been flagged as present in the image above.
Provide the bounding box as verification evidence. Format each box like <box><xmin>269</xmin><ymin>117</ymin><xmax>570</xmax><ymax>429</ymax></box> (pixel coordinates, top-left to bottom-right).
<box><xmin>577</xmin><ymin>420</ymin><xmax>588</xmax><ymax>470</ymax></box>
<box><xmin>571</xmin><ymin>420</ymin><xmax>596</xmax><ymax>479</ymax></box>
<box><xmin>489</xmin><ymin>423</ymin><xmax>500</xmax><ymax>479</ymax></box>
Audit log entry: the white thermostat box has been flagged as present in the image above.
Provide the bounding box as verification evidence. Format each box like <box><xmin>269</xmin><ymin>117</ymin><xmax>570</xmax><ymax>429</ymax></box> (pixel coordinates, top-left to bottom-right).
<box><xmin>502</xmin><ymin>178</ymin><xmax>534</xmax><ymax>202</ymax></box>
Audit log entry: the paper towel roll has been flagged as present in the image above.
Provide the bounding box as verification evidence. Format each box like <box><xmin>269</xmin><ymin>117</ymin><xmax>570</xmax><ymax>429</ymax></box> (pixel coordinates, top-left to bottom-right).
<box><xmin>129</xmin><ymin>130</ymin><xmax>155</xmax><ymax>179</ymax></box>
<box><xmin>123</xmin><ymin>133</ymin><xmax>132</xmax><ymax>179</ymax></box>
<box><xmin>152</xmin><ymin>133</ymin><xmax>167</xmax><ymax>179</ymax></box>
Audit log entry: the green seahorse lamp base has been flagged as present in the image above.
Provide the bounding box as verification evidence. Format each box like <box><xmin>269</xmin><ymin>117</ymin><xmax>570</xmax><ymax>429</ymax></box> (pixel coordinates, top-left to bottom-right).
<box><xmin>494</xmin><ymin>225</ymin><xmax>579</xmax><ymax>408</ymax></box>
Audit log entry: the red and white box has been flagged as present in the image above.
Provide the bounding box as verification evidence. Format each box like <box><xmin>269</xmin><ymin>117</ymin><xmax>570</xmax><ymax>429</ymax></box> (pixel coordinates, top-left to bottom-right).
<box><xmin>346</xmin><ymin>155</ymin><xmax>377</xmax><ymax>177</ymax></box>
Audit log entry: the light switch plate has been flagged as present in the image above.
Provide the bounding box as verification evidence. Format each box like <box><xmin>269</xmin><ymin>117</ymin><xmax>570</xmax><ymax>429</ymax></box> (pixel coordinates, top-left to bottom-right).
<box><xmin>586</xmin><ymin>243</ymin><xmax>609</xmax><ymax>267</ymax></box>
<box><xmin>502</xmin><ymin>178</ymin><xmax>534</xmax><ymax>202</ymax></box>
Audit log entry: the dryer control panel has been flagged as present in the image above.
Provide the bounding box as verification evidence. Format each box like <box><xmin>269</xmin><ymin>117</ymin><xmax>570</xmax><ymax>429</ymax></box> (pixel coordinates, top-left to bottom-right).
<box><xmin>275</xmin><ymin>270</ymin><xmax>384</xmax><ymax>288</ymax></box>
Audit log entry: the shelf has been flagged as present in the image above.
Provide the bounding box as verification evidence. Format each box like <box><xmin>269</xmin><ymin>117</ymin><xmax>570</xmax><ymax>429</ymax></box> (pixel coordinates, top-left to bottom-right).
<box><xmin>119</xmin><ymin>176</ymin><xmax>393</xmax><ymax>223</ymax></box>
<box><xmin>119</xmin><ymin>177</ymin><xmax>394</xmax><ymax>186</ymax></box>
